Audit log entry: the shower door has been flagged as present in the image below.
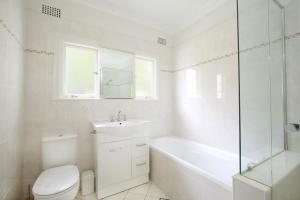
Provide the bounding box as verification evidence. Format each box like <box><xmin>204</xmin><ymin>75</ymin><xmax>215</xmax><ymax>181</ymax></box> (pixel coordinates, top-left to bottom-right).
<box><xmin>238</xmin><ymin>0</ymin><xmax>300</xmax><ymax>199</ymax></box>
<box><xmin>238</xmin><ymin>0</ymin><xmax>285</xmax><ymax>182</ymax></box>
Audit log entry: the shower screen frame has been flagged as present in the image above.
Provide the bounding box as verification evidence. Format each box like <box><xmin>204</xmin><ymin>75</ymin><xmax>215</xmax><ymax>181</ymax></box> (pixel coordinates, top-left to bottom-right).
<box><xmin>237</xmin><ymin>0</ymin><xmax>288</xmax><ymax>174</ymax></box>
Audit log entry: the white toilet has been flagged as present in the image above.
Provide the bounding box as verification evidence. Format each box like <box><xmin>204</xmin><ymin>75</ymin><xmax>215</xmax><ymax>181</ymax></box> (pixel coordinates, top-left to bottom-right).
<box><xmin>33</xmin><ymin>134</ymin><xmax>80</xmax><ymax>200</ymax></box>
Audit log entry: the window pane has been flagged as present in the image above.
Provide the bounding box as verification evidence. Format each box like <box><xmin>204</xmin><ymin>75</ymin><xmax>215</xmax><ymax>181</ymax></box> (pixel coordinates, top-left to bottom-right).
<box><xmin>100</xmin><ymin>48</ymin><xmax>135</xmax><ymax>99</ymax></box>
<box><xmin>135</xmin><ymin>58</ymin><xmax>155</xmax><ymax>97</ymax></box>
<box><xmin>65</xmin><ymin>45</ymin><xmax>98</xmax><ymax>95</ymax></box>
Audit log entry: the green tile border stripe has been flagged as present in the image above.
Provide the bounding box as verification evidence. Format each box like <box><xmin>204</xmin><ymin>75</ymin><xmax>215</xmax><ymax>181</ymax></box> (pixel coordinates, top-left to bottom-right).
<box><xmin>2</xmin><ymin>18</ymin><xmax>300</xmax><ymax>72</ymax></box>
<box><xmin>172</xmin><ymin>31</ymin><xmax>300</xmax><ymax>73</ymax></box>
<box><xmin>0</xmin><ymin>18</ymin><xmax>24</xmax><ymax>49</ymax></box>
<box><xmin>24</xmin><ymin>49</ymin><xmax>55</xmax><ymax>56</ymax></box>
<box><xmin>0</xmin><ymin>18</ymin><xmax>55</xmax><ymax>56</ymax></box>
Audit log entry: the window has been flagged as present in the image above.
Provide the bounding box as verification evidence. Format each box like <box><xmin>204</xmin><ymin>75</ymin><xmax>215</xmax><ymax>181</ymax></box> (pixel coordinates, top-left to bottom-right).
<box><xmin>134</xmin><ymin>57</ymin><xmax>156</xmax><ymax>99</ymax></box>
<box><xmin>63</xmin><ymin>43</ymin><xmax>99</xmax><ymax>98</ymax></box>
<box><xmin>59</xmin><ymin>42</ymin><xmax>156</xmax><ymax>100</ymax></box>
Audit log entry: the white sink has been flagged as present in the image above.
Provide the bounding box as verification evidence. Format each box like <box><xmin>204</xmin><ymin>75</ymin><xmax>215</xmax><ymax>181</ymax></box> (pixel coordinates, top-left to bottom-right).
<box><xmin>93</xmin><ymin>120</ymin><xmax>149</xmax><ymax>129</ymax></box>
<box><xmin>92</xmin><ymin>120</ymin><xmax>150</xmax><ymax>143</ymax></box>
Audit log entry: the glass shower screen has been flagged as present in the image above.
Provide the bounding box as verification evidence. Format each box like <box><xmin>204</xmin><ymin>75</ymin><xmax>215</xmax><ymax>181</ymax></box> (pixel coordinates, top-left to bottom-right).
<box><xmin>237</xmin><ymin>0</ymin><xmax>285</xmax><ymax>185</ymax></box>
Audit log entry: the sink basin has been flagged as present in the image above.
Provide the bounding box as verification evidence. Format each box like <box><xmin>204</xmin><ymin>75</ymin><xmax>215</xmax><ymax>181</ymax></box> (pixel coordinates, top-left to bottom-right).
<box><xmin>92</xmin><ymin>120</ymin><xmax>150</xmax><ymax>143</ymax></box>
<box><xmin>93</xmin><ymin>120</ymin><xmax>149</xmax><ymax>129</ymax></box>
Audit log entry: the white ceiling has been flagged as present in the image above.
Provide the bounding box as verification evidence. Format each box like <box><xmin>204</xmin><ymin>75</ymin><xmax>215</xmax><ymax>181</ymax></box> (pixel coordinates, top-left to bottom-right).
<box><xmin>74</xmin><ymin>0</ymin><xmax>229</xmax><ymax>34</ymax></box>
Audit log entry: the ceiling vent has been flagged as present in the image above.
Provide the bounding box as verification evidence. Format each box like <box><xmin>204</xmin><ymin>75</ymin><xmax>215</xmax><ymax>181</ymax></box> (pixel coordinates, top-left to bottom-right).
<box><xmin>157</xmin><ymin>37</ymin><xmax>167</xmax><ymax>46</ymax></box>
<box><xmin>42</xmin><ymin>4</ymin><xmax>61</xmax><ymax>18</ymax></box>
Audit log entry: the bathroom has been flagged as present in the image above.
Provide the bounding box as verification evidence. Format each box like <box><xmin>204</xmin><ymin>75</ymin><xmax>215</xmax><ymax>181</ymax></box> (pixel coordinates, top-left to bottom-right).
<box><xmin>0</xmin><ymin>0</ymin><xmax>299</xmax><ymax>199</ymax></box>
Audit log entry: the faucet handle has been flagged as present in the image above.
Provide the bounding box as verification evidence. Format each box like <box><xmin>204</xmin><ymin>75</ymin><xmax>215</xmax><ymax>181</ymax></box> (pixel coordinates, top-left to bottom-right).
<box><xmin>110</xmin><ymin>115</ymin><xmax>115</xmax><ymax>122</ymax></box>
<box><xmin>285</xmin><ymin>123</ymin><xmax>300</xmax><ymax>133</ymax></box>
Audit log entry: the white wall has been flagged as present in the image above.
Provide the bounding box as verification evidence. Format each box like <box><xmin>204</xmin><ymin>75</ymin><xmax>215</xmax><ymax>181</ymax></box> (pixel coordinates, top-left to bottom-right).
<box><xmin>0</xmin><ymin>0</ymin><xmax>25</xmax><ymax>199</ymax></box>
<box><xmin>172</xmin><ymin>0</ymin><xmax>240</xmax><ymax>154</ymax></box>
<box><xmin>23</xmin><ymin>0</ymin><xmax>174</xmax><ymax>193</ymax></box>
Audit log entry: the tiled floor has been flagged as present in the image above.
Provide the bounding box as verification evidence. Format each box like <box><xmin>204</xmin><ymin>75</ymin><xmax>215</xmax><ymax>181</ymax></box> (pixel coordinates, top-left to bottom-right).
<box><xmin>76</xmin><ymin>182</ymin><xmax>169</xmax><ymax>200</ymax></box>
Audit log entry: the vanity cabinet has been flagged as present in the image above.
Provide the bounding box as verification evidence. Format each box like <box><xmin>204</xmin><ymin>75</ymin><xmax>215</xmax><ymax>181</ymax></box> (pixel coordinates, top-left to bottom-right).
<box><xmin>98</xmin><ymin>141</ymin><xmax>132</xmax><ymax>188</ymax></box>
<box><xmin>95</xmin><ymin>137</ymin><xmax>149</xmax><ymax>199</ymax></box>
<box><xmin>93</xmin><ymin>120</ymin><xmax>150</xmax><ymax>199</ymax></box>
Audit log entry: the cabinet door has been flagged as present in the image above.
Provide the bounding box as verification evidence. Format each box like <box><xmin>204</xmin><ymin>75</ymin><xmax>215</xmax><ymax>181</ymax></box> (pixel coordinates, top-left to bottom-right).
<box><xmin>98</xmin><ymin>141</ymin><xmax>132</xmax><ymax>187</ymax></box>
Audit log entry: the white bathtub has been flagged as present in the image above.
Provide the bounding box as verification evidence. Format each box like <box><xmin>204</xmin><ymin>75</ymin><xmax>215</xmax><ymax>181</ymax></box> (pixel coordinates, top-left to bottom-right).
<box><xmin>150</xmin><ymin>136</ymin><xmax>239</xmax><ymax>200</ymax></box>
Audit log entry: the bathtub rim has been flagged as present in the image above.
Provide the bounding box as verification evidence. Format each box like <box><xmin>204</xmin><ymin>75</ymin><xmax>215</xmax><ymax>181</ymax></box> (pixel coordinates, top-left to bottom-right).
<box><xmin>150</xmin><ymin>136</ymin><xmax>237</xmax><ymax>192</ymax></box>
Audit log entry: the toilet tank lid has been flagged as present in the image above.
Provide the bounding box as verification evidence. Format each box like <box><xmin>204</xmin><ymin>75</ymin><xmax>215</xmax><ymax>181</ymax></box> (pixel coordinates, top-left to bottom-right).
<box><xmin>42</xmin><ymin>134</ymin><xmax>77</xmax><ymax>142</ymax></box>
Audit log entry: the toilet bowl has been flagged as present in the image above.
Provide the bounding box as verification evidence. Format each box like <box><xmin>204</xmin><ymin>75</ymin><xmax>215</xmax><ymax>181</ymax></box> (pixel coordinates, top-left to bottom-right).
<box><xmin>33</xmin><ymin>134</ymin><xmax>79</xmax><ymax>200</ymax></box>
<box><xmin>33</xmin><ymin>165</ymin><xmax>79</xmax><ymax>200</ymax></box>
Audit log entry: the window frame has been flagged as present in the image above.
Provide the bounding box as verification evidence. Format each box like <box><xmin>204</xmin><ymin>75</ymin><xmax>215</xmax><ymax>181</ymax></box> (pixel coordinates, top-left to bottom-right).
<box><xmin>57</xmin><ymin>41</ymin><xmax>158</xmax><ymax>101</ymax></box>
<box><xmin>134</xmin><ymin>56</ymin><xmax>157</xmax><ymax>100</ymax></box>
<box><xmin>61</xmin><ymin>42</ymin><xmax>101</xmax><ymax>99</ymax></box>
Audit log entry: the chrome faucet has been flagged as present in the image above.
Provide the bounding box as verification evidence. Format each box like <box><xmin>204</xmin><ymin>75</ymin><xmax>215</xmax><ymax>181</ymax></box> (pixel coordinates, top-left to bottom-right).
<box><xmin>110</xmin><ymin>115</ymin><xmax>115</xmax><ymax>122</ymax></box>
<box><xmin>117</xmin><ymin>110</ymin><xmax>122</xmax><ymax>121</ymax></box>
<box><xmin>110</xmin><ymin>110</ymin><xmax>127</xmax><ymax>122</ymax></box>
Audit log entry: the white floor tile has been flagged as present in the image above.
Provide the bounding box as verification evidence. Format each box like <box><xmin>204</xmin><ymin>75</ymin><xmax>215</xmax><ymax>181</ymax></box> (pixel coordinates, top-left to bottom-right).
<box><xmin>125</xmin><ymin>193</ymin><xmax>146</xmax><ymax>200</ymax></box>
<box><xmin>147</xmin><ymin>184</ymin><xmax>166</xmax><ymax>198</ymax></box>
<box><xmin>82</xmin><ymin>193</ymin><xmax>97</xmax><ymax>200</ymax></box>
<box><xmin>145</xmin><ymin>197</ymin><xmax>161</xmax><ymax>200</ymax></box>
<box><xmin>128</xmin><ymin>183</ymin><xmax>151</xmax><ymax>195</ymax></box>
<box><xmin>103</xmin><ymin>191</ymin><xmax>128</xmax><ymax>200</ymax></box>
<box><xmin>75</xmin><ymin>196</ymin><xmax>82</xmax><ymax>200</ymax></box>
<box><xmin>79</xmin><ymin>182</ymin><xmax>169</xmax><ymax>200</ymax></box>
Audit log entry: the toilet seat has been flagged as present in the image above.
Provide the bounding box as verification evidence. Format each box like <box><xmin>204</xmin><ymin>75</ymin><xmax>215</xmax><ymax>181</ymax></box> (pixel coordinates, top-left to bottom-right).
<box><xmin>33</xmin><ymin>181</ymin><xmax>79</xmax><ymax>200</ymax></box>
<box><xmin>33</xmin><ymin>165</ymin><xmax>79</xmax><ymax>199</ymax></box>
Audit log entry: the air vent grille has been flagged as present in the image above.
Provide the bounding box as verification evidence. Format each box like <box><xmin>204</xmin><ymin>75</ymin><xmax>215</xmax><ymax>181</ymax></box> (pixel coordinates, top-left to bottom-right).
<box><xmin>157</xmin><ymin>37</ymin><xmax>167</xmax><ymax>46</ymax></box>
<box><xmin>42</xmin><ymin>4</ymin><xmax>61</xmax><ymax>18</ymax></box>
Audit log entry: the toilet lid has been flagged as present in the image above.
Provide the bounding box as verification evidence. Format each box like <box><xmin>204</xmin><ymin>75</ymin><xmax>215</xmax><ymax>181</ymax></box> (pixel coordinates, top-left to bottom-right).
<box><xmin>33</xmin><ymin>165</ymin><xmax>79</xmax><ymax>196</ymax></box>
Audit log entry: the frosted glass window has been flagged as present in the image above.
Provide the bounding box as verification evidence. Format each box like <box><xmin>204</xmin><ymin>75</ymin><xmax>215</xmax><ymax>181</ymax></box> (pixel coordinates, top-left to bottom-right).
<box><xmin>135</xmin><ymin>57</ymin><xmax>156</xmax><ymax>99</ymax></box>
<box><xmin>64</xmin><ymin>44</ymin><xmax>99</xmax><ymax>98</ymax></box>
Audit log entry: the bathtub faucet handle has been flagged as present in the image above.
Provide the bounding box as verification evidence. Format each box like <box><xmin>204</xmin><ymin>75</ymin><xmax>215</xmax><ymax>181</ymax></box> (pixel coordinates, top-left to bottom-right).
<box><xmin>110</xmin><ymin>115</ymin><xmax>115</xmax><ymax>122</ymax></box>
<box><xmin>247</xmin><ymin>162</ymin><xmax>256</xmax><ymax>171</ymax></box>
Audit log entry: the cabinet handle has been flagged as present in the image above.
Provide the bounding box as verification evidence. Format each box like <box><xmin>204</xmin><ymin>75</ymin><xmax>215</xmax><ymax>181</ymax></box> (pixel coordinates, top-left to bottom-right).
<box><xmin>136</xmin><ymin>162</ymin><xmax>147</xmax><ymax>167</ymax></box>
<box><xmin>136</xmin><ymin>144</ymin><xmax>146</xmax><ymax>147</ymax></box>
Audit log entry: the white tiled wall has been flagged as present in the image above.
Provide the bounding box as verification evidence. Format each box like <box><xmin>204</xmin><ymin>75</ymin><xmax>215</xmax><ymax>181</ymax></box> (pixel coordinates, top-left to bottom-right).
<box><xmin>23</xmin><ymin>0</ymin><xmax>174</xmax><ymax>194</ymax></box>
<box><xmin>172</xmin><ymin>0</ymin><xmax>240</xmax><ymax>154</ymax></box>
<box><xmin>0</xmin><ymin>0</ymin><xmax>25</xmax><ymax>199</ymax></box>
